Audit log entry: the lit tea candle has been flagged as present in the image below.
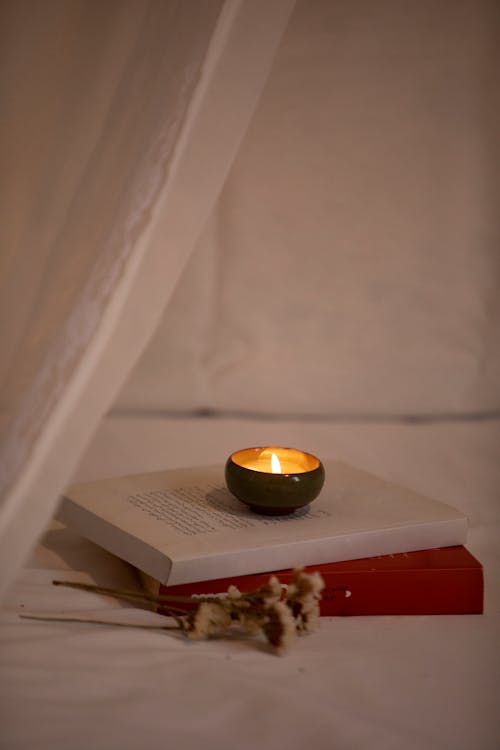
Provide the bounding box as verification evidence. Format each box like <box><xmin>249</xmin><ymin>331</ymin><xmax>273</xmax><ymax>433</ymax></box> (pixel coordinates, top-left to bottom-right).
<box><xmin>225</xmin><ymin>446</ymin><xmax>325</xmax><ymax>515</ymax></box>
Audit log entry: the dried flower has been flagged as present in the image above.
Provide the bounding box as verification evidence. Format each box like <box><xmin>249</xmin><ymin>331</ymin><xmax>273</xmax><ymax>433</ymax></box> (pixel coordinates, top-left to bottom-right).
<box><xmin>181</xmin><ymin>569</ymin><xmax>324</xmax><ymax>651</ymax></box>
<box><xmin>22</xmin><ymin>571</ymin><xmax>325</xmax><ymax>655</ymax></box>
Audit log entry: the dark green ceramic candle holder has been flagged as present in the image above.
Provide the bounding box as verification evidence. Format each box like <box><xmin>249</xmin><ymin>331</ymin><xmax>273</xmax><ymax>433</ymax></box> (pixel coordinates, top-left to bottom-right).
<box><xmin>225</xmin><ymin>447</ymin><xmax>325</xmax><ymax>515</ymax></box>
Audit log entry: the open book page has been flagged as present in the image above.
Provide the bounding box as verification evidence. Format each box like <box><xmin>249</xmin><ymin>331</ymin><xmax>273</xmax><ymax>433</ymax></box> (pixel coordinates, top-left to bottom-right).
<box><xmin>58</xmin><ymin>462</ymin><xmax>467</xmax><ymax>585</ymax></box>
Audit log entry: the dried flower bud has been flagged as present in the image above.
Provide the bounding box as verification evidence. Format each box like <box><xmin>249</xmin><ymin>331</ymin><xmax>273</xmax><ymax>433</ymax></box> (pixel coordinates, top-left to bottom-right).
<box><xmin>253</xmin><ymin>575</ymin><xmax>283</xmax><ymax>606</ymax></box>
<box><xmin>285</xmin><ymin>568</ymin><xmax>325</xmax><ymax>634</ymax></box>
<box><xmin>227</xmin><ymin>585</ymin><xmax>242</xmax><ymax>600</ymax></box>
<box><xmin>185</xmin><ymin>601</ymin><xmax>232</xmax><ymax>640</ymax></box>
<box><xmin>261</xmin><ymin>601</ymin><xmax>297</xmax><ymax>654</ymax></box>
<box><xmin>287</xmin><ymin>568</ymin><xmax>325</xmax><ymax>599</ymax></box>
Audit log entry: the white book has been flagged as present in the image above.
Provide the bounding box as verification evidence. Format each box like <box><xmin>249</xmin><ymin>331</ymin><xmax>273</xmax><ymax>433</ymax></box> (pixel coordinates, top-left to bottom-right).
<box><xmin>57</xmin><ymin>461</ymin><xmax>468</xmax><ymax>586</ymax></box>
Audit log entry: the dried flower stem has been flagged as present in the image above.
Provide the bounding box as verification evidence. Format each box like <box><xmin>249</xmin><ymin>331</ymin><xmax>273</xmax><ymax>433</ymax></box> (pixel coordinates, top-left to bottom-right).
<box><xmin>52</xmin><ymin>581</ymin><xmax>194</xmax><ymax>604</ymax></box>
<box><xmin>19</xmin><ymin>614</ymin><xmax>180</xmax><ymax>630</ymax></box>
<box><xmin>52</xmin><ymin>580</ymin><xmax>193</xmax><ymax>627</ymax></box>
<box><xmin>52</xmin><ymin>580</ymin><xmax>216</xmax><ymax>608</ymax></box>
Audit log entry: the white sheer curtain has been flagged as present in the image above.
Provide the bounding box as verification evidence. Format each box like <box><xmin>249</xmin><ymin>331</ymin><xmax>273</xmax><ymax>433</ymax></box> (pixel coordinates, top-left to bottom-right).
<box><xmin>0</xmin><ymin>0</ymin><xmax>295</xmax><ymax>599</ymax></box>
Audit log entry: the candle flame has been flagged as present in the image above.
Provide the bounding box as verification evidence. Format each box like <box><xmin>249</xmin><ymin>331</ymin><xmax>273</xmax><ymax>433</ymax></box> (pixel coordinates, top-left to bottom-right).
<box><xmin>271</xmin><ymin>452</ymin><xmax>281</xmax><ymax>474</ymax></box>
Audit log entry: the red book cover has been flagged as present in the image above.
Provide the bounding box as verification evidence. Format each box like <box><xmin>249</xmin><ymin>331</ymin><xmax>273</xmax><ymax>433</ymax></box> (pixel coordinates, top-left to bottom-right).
<box><xmin>151</xmin><ymin>546</ymin><xmax>483</xmax><ymax>616</ymax></box>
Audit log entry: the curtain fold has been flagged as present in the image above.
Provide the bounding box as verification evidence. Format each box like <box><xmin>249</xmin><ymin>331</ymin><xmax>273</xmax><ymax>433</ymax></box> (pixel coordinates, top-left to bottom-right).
<box><xmin>0</xmin><ymin>0</ymin><xmax>295</xmax><ymax>599</ymax></box>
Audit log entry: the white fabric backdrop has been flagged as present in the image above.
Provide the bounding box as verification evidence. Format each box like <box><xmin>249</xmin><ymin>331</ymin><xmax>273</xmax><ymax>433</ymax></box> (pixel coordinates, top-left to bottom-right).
<box><xmin>118</xmin><ymin>0</ymin><xmax>500</xmax><ymax>418</ymax></box>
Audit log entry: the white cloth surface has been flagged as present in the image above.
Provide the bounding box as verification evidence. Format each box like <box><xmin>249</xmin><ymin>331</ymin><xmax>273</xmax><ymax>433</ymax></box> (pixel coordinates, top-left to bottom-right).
<box><xmin>1</xmin><ymin>415</ymin><xmax>499</xmax><ymax>750</ymax></box>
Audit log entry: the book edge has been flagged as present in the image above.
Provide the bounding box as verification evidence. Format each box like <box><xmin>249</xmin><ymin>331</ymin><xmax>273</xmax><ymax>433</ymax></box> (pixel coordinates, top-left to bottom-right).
<box><xmin>57</xmin><ymin>497</ymin><xmax>173</xmax><ymax>583</ymax></box>
<box><xmin>165</xmin><ymin>515</ymin><xmax>468</xmax><ymax>585</ymax></box>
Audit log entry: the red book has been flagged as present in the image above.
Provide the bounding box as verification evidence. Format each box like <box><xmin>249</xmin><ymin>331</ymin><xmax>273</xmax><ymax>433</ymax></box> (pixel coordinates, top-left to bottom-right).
<box><xmin>147</xmin><ymin>546</ymin><xmax>483</xmax><ymax>616</ymax></box>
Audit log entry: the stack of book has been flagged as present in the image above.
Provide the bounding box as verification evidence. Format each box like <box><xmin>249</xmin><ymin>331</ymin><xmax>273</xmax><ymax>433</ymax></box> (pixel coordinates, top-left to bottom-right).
<box><xmin>58</xmin><ymin>461</ymin><xmax>483</xmax><ymax>616</ymax></box>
